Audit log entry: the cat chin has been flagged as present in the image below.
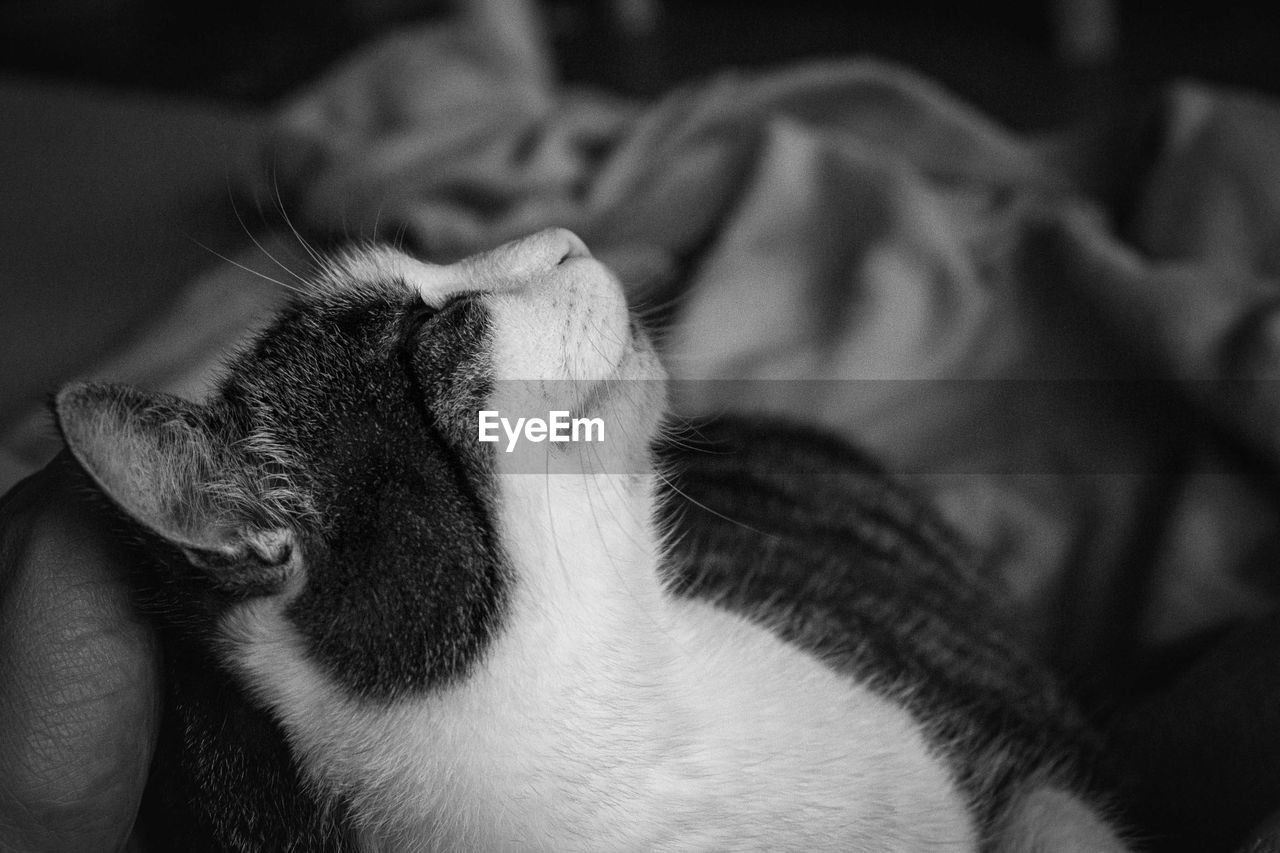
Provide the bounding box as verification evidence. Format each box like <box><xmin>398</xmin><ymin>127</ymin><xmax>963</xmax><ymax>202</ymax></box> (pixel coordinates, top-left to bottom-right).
<box><xmin>484</xmin><ymin>336</ymin><xmax>667</xmax><ymax>478</ymax></box>
<box><xmin>476</xmin><ymin>241</ymin><xmax>667</xmax><ymax>476</ymax></box>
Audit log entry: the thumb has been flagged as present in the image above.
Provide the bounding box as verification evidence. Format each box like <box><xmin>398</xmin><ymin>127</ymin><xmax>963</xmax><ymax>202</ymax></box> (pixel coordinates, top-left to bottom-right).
<box><xmin>0</xmin><ymin>456</ymin><xmax>161</xmax><ymax>852</ymax></box>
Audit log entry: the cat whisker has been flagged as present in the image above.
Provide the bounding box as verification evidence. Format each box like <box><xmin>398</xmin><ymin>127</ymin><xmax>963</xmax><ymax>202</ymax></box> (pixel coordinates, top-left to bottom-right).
<box><xmin>543</xmin><ymin>446</ymin><xmax>575</xmax><ymax>593</ymax></box>
<box><xmin>626</xmin><ymin>291</ymin><xmax>688</xmax><ymax>323</ymax></box>
<box><xmin>391</xmin><ymin>221</ymin><xmax>413</xmax><ymax>254</ymax></box>
<box><xmin>654</xmin><ymin>416</ymin><xmax>729</xmax><ymax>456</ymax></box>
<box><xmin>652</xmin><ymin>468</ymin><xmax>768</xmax><ymax>539</ymax></box>
<box><xmin>186</xmin><ymin>236</ymin><xmax>307</xmax><ymax>296</ymax></box>
<box><xmin>271</xmin><ymin>170</ymin><xmax>327</xmax><ymax>271</ymax></box>
<box><xmin>576</xmin><ymin>453</ymin><xmax>629</xmax><ymax>570</ymax></box>
<box><xmin>227</xmin><ymin>182</ymin><xmax>314</xmax><ymax>291</ymax></box>
<box><xmin>372</xmin><ymin>202</ymin><xmax>383</xmax><ymax>248</ymax></box>
<box><xmin>576</xmin><ymin>450</ymin><xmax>696</xmax><ymax>655</ymax></box>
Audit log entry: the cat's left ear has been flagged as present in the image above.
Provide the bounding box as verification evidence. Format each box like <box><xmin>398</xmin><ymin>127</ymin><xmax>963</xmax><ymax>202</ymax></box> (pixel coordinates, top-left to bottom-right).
<box><xmin>55</xmin><ymin>382</ymin><xmax>298</xmax><ymax>584</ymax></box>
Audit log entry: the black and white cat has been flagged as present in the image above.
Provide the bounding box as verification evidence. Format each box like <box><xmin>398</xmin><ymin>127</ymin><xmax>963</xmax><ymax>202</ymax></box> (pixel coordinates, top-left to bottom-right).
<box><xmin>56</xmin><ymin>228</ymin><xmax>1127</xmax><ymax>851</ymax></box>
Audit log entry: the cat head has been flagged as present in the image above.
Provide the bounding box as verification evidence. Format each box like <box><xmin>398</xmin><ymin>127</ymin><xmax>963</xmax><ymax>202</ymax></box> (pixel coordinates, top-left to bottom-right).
<box><xmin>55</xmin><ymin>227</ymin><xmax>666</xmax><ymax>699</ymax></box>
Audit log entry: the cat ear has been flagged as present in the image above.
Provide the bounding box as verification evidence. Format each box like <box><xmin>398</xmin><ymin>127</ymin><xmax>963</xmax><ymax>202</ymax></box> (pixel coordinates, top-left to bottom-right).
<box><xmin>55</xmin><ymin>382</ymin><xmax>296</xmax><ymax>577</ymax></box>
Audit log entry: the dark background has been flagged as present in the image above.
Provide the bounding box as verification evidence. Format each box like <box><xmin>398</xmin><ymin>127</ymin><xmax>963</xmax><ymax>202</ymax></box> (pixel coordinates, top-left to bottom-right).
<box><xmin>1</xmin><ymin>0</ymin><xmax>1278</xmax><ymax>130</ymax></box>
<box><xmin>4</xmin><ymin>4</ymin><xmax>1280</xmax><ymax>850</ymax></box>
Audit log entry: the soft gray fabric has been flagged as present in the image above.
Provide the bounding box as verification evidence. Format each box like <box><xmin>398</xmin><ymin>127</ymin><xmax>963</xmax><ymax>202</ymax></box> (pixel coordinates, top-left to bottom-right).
<box><xmin>7</xmin><ymin>2</ymin><xmax>1280</xmax><ymax>718</ymax></box>
<box><xmin>263</xmin><ymin>16</ymin><xmax>1280</xmax><ymax>686</ymax></box>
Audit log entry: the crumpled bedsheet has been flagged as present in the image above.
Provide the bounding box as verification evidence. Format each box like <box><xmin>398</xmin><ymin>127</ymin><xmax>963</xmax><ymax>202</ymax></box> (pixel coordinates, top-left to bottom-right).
<box><xmin>264</xmin><ymin>15</ymin><xmax>1280</xmax><ymax>694</ymax></box>
<box><xmin>5</xmin><ymin>10</ymin><xmax>1280</xmax><ymax>847</ymax></box>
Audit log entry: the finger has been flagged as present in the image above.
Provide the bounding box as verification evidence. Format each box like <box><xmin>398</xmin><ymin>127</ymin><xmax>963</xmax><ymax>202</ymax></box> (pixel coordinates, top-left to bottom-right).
<box><xmin>0</xmin><ymin>454</ymin><xmax>161</xmax><ymax>853</ymax></box>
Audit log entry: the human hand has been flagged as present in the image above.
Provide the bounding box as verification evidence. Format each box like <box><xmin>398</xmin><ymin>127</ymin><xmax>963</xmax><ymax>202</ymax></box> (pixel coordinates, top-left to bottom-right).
<box><xmin>0</xmin><ymin>452</ymin><xmax>160</xmax><ymax>852</ymax></box>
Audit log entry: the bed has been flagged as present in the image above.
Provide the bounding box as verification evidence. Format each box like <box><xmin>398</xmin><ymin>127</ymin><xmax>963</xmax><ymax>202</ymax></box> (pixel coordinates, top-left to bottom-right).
<box><xmin>4</xmin><ymin>10</ymin><xmax>1280</xmax><ymax>850</ymax></box>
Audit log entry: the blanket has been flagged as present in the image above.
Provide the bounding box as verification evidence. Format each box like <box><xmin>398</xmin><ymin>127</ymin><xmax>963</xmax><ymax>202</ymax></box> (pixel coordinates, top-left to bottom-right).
<box><xmin>8</xmin><ymin>10</ymin><xmax>1280</xmax><ymax>849</ymax></box>
<box><xmin>266</xmin><ymin>17</ymin><xmax>1280</xmax><ymax>684</ymax></box>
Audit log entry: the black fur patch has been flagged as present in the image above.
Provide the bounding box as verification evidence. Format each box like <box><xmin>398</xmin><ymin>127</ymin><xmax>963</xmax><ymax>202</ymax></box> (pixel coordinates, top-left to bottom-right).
<box><xmin>224</xmin><ymin>290</ymin><xmax>508</xmax><ymax>700</ymax></box>
<box><xmin>104</xmin><ymin>281</ymin><xmax>509</xmax><ymax>849</ymax></box>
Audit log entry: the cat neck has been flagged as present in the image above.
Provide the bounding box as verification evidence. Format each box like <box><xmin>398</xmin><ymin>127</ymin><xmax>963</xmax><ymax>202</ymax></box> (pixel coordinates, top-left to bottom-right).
<box><xmin>382</xmin><ymin>472</ymin><xmax>975</xmax><ymax>851</ymax></box>
<box><xmin>222</xmin><ymin>470</ymin><xmax>973</xmax><ymax>851</ymax></box>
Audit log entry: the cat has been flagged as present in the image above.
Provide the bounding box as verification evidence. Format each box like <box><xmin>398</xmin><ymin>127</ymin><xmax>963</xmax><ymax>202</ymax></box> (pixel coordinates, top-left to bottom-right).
<box><xmin>55</xmin><ymin>227</ymin><xmax>1127</xmax><ymax>851</ymax></box>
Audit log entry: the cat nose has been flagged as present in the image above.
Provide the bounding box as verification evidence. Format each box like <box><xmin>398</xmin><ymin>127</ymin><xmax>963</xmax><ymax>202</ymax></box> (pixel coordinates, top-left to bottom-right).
<box><xmin>539</xmin><ymin>227</ymin><xmax>592</xmax><ymax>264</ymax></box>
<box><xmin>480</xmin><ymin>228</ymin><xmax>593</xmax><ymax>281</ymax></box>
<box><xmin>415</xmin><ymin>229</ymin><xmax>596</xmax><ymax>301</ymax></box>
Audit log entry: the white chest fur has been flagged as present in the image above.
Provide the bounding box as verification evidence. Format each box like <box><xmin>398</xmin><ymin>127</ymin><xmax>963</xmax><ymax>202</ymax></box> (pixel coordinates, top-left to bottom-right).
<box><xmin>220</xmin><ymin>472</ymin><xmax>975</xmax><ymax>852</ymax></box>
